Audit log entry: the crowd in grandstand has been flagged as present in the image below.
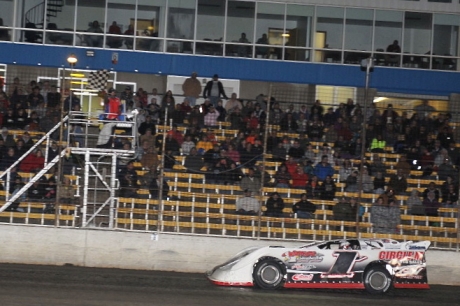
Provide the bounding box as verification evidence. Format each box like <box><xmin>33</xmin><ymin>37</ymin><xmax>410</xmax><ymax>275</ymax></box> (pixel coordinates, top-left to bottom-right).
<box><xmin>0</xmin><ymin>75</ymin><xmax>458</xmax><ymax>234</ymax></box>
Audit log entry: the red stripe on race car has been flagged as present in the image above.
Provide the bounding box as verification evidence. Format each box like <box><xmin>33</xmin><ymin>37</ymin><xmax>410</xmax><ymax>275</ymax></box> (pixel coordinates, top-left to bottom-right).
<box><xmin>284</xmin><ymin>283</ymin><xmax>365</xmax><ymax>289</ymax></box>
<box><xmin>208</xmin><ymin>279</ymin><xmax>253</xmax><ymax>287</ymax></box>
<box><xmin>394</xmin><ymin>283</ymin><xmax>430</xmax><ymax>289</ymax></box>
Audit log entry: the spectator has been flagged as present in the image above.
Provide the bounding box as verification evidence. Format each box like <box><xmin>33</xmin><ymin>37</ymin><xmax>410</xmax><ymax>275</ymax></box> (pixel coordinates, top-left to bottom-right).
<box><xmin>441</xmin><ymin>175</ymin><xmax>457</xmax><ymax>196</ymax></box>
<box><xmin>138</xmin><ymin>115</ymin><xmax>156</xmax><ymax>136</ymax></box>
<box><xmin>441</xmin><ymin>184</ymin><xmax>458</xmax><ymax>217</ymax></box>
<box><xmin>359</xmin><ymin>167</ymin><xmax>374</xmax><ymax>193</ymax></box>
<box><xmin>319</xmin><ymin>175</ymin><xmax>337</xmax><ymax>200</ymax></box>
<box><xmin>388</xmin><ymin>199</ymin><xmax>401</xmax><ymax>234</ymax></box>
<box><xmin>371</xmin><ymin>197</ymin><xmax>391</xmax><ymax>233</ymax></box>
<box><xmin>27</xmin><ymin>178</ymin><xmax>46</xmax><ymax>202</ymax></box>
<box><xmin>181</xmin><ymin>135</ymin><xmax>195</xmax><ymax>156</ymax></box>
<box><xmin>59</xmin><ymin>176</ymin><xmax>76</xmax><ymax>204</ymax></box>
<box><xmin>280</xmin><ymin>112</ymin><xmax>298</xmax><ymax>132</ymax></box>
<box><xmin>85</xmin><ymin>20</ymin><xmax>103</xmax><ymax>47</ymax></box>
<box><xmin>373</xmin><ymin>171</ymin><xmax>386</xmax><ymax>194</ymax></box>
<box><xmin>19</xmin><ymin>149</ymin><xmax>44</xmax><ymax>172</ymax></box>
<box><xmin>305</xmin><ymin>175</ymin><xmax>321</xmax><ymax>199</ymax></box>
<box><xmin>274</xmin><ymin>164</ymin><xmax>291</xmax><ymax>188</ymax></box>
<box><xmin>0</xmin><ymin>128</ymin><xmax>14</xmax><ymax>149</ymax></box>
<box><xmin>303</xmin><ymin>144</ymin><xmax>316</xmax><ymax>163</ymax></box>
<box><xmin>350</xmin><ymin>197</ymin><xmax>364</xmax><ymax>222</ymax></box>
<box><xmin>43</xmin><ymin>175</ymin><xmax>57</xmax><ymax>206</ymax></box>
<box><xmin>382</xmin><ymin>188</ymin><xmax>398</xmax><ymax>206</ymax></box>
<box><xmin>203</xmin><ymin>144</ymin><xmax>222</xmax><ymax>167</ymax></box>
<box><xmin>253</xmin><ymin>164</ymin><xmax>271</xmax><ymax>187</ymax></box>
<box><xmin>370</xmin><ymin>134</ymin><xmax>386</xmax><ymax>153</ymax></box>
<box><xmin>182</xmin><ymin>72</ymin><xmax>201</xmax><ymax>106</ymax></box>
<box><xmin>8</xmin><ymin>175</ymin><xmax>25</xmax><ymax>212</ymax></box>
<box><xmin>240</xmin><ymin>167</ymin><xmax>261</xmax><ymax>194</ymax></box>
<box><xmin>215</xmin><ymin>100</ymin><xmax>227</xmax><ymax>122</ymax></box>
<box><xmin>27</xmin><ymin>85</ymin><xmax>44</xmax><ymax>109</ymax></box>
<box><xmin>163</xmin><ymin>150</ymin><xmax>176</xmax><ymax>171</ymax></box>
<box><xmin>265</xmin><ymin>192</ymin><xmax>285</xmax><ymax>217</ymax></box>
<box><xmin>333</xmin><ymin>196</ymin><xmax>354</xmax><ymax>222</ymax></box>
<box><xmin>291</xmin><ymin>166</ymin><xmax>309</xmax><ymax>189</ymax></box>
<box><xmin>139</xmin><ymin>128</ymin><xmax>156</xmax><ymax>149</ymax></box>
<box><xmin>338</xmin><ymin>159</ymin><xmax>353</xmax><ymax>182</ymax></box>
<box><xmin>0</xmin><ymin>147</ymin><xmax>17</xmax><ymax>170</ymax></box>
<box><xmin>228</xmin><ymin>107</ymin><xmax>244</xmax><ymax>130</ymax></box>
<box><xmin>196</xmin><ymin>135</ymin><xmax>213</xmax><ymax>155</ymax></box>
<box><xmin>235</xmin><ymin>189</ymin><xmax>260</xmax><ymax>216</ymax></box>
<box><xmin>292</xmin><ymin>193</ymin><xmax>316</xmax><ymax>219</ymax></box>
<box><xmin>437</xmin><ymin>157</ymin><xmax>457</xmax><ymax>181</ymax></box>
<box><xmin>345</xmin><ymin>171</ymin><xmax>359</xmax><ymax>192</ymax></box>
<box><xmin>387</xmin><ymin>168</ymin><xmax>408</xmax><ymax>195</ymax></box>
<box><xmin>226</xmin><ymin>144</ymin><xmax>240</xmax><ymax>164</ymax></box>
<box><xmin>184</xmin><ymin>147</ymin><xmax>204</xmax><ymax>173</ymax></box>
<box><xmin>423</xmin><ymin>191</ymin><xmax>441</xmax><ymax>219</ymax></box>
<box><xmin>118</xmin><ymin>161</ymin><xmax>139</xmax><ymax>197</ymax></box>
<box><xmin>140</xmin><ymin>147</ymin><xmax>159</xmax><ymax>171</ymax></box>
<box><xmin>168</xmin><ymin>125</ymin><xmax>184</xmax><ymax>145</ymax></box>
<box><xmin>204</xmin><ymin>105</ymin><xmax>220</xmax><ymax>128</ymax></box>
<box><xmin>225</xmin><ymin>93</ymin><xmax>243</xmax><ymax>114</ymax></box>
<box><xmin>164</xmin><ymin>133</ymin><xmax>181</xmax><ymax>156</ymax></box>
<box><xmin>422</xmin><ymin>182</ymin><xmax>440</xmax><ymax>200</ymax></box>
<box><xmin>407</xmin><ymin>189</ymin><xmax>425</xmax><ymax>216</ymax></box>
<box><xmin>395</xmin><ymin>154</ymin><xmax>412</xmax><ymax>178</ymax></box>
<box><xmin>314</xmin><ymin>155</ymin><xmax>335</xmax><ymax>181</ymax></box>
<box><xmin>239</xmin><ymin>142</ymin><xmax>258</xmax><ymax>168</ymax></box>
<box><xmin>414</xmin><ymin>100</ymin><xmax>436</xmax><ymax>117</ymax></box>
<box><xmin>287</xmin><ymin>139</ymin><xmax>304</xmax><ymax>162</ymax></box>
<box><xmin>203</xmin><ymin>74</ymin><xmax>228</xmax><ymax>107</ymax></box>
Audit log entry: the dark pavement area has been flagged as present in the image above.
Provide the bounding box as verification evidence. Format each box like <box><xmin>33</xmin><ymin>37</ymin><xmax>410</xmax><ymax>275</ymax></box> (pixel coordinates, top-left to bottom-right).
<box><xmin>0</xmin><ymin>263</ymin><xmax>457</xmax><ymax>306</ymax></box>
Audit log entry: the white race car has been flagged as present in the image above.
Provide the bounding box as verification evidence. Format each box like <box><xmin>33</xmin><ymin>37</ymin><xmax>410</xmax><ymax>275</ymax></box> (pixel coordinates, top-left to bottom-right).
<box><xmin>207</xmin><ymin>239</ymin><xmax>430</xmax><ymax>294</ymax></box>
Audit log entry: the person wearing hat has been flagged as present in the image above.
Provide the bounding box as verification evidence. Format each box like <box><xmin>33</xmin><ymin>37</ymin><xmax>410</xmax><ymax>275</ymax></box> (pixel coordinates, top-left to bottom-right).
<box><xmin>203</xmin><ymin>74</ymin><xmax>228</xmax><ymax>107</ymax></box>
<box><xmin>182</xmin><ymin>71</ymin><xmax>201</xmax><ymax>106</ymax></box>
<box><xmin>235</xmin><ymin>189</ymin><xmax>260</xmax><ymax>216</ymax></box>
<box><xmin>106</xmin><ymin>87</ymin><xmax>121</xmax><ymax>120</ymax></box>
<box><xmin>204</xmin><ymin>104</ymin><xmax>220</xmax><ymax>128</ymax></box>
<box><xmin>120</xmin><ymin>86</ymin><xmax>134</xmax><ymax>108</ymax></box>
<box><xmin>63</xmin><ymin>88</ymin><xmax>81</xmax><ymax>112</ymax></box>
<box><xmin>27</xmin><ymin>85</ymin><xmax>44</xmax><ymax>109</ymax></box>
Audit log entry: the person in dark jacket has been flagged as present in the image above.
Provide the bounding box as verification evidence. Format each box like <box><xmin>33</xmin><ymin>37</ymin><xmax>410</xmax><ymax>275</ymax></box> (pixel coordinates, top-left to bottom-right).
<box><xmin>319</xmin><ymin>175</ymin><xmax>337</xmax><ymax>200</ymax></box>
<box><xmin>265</xmin><ymin>192</ymin><xmax>285</xmax><ymax>217</ymax></box>
<box><xmin>333</xmin><ymin>196</ymin><xmax>354</xmax><ymax>222</ymax></box>
<box><xmin>292</xmin><ymin>193</ymin><xmax>316</xmax><ymax>219</ymax></box>
<box><xmin>203</xmin><ymin>74</ymin><xmax>228</xmax><ymax>107</ymax></box>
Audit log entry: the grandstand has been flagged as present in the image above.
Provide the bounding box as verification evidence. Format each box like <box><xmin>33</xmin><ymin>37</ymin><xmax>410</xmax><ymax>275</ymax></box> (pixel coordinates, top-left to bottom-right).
<box><xmin>2</xmin><ymin>105</ymin><xmax>457</xmax><ymax>251</ymax></box>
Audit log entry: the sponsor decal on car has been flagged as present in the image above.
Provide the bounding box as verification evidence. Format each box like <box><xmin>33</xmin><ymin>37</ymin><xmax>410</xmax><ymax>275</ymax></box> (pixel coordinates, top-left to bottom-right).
<box><xmin>291</xmin><ymin>264</ymin><xmax>316</xmax><ymax>271</ymax></box>
<box><xmin>379</xmin><ymin>251</ymin><xmax>423</xmax><ymax>260</ymax></box>
<box><xmin>292</xmin><ymin>274</ymin><xmax>314</xmax><ymax>281</ymax></box>
<box><xmin>408</xmin><ymin>246</ymin><xmax>426</xmax><ymax>250</ymax></box>
<box><xmin>282</xmin><ymin>251</ymin><xmax>324</xmax><ymax>263</ymax></box>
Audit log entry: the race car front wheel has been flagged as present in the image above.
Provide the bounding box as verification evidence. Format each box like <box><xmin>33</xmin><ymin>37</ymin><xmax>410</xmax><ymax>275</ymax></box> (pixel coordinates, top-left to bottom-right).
<box><xmin>364</xmin><ymin>266</ymin><xmax>392</xmax><ymax>294</ymax></box>
<box><xmin>253</xmin><ymin>259</ymin><xmax>285</xmax><ymax>290</ymax></box>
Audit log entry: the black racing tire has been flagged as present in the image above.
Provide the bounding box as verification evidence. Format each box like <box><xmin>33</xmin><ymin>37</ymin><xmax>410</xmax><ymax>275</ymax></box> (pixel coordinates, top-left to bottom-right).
<box><xmin>364</xmin><ymin>266</ymin><xmax>393</xmax><ymax>294</ymax></box>
<box><xmin>253</xmin><ymin>259</ymin><xmax>285</xmax><ymax>290</ymax></box>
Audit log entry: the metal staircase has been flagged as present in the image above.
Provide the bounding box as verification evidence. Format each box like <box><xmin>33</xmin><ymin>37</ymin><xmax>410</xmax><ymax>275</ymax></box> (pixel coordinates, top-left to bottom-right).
<box><xmin>0</xmin><ymin>110</ymin><xmax>139</xmax><ymax>230</ymax></box>
<box><xmin>25</xmin><ymin>0</ymin><xmax>64</xmax><ymax>28</ymax></box>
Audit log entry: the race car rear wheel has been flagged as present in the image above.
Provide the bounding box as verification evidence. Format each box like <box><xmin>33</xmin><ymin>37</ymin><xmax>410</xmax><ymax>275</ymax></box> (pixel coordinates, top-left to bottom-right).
<box><xmin>364</xmin><ymin>266</ymin><xmax>392</xmax><ymax>294</ymax></box>
<box><xmin>253</xmin><ymin>259</ymin><xmax>285</xmax><ymax>290</ymax></box>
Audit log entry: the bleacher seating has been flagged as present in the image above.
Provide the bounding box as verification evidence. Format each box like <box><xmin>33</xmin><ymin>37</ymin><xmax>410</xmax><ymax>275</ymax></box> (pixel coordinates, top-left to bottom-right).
<box><xmin>126</xmin><ymin>122</ymin><xmax>460</xmax><ymax>248</ymax></box>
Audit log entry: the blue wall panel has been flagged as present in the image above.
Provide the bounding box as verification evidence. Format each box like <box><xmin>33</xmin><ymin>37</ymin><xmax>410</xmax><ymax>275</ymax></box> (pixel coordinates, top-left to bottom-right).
<box><xmin>1</xmin><ymin>43</ymin><xmax>459</xmax><ymax>97</ymax></box>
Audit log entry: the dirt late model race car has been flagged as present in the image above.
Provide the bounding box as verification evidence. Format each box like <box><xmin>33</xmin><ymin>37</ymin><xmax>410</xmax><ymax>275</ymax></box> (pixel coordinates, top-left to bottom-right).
<box><xmin>207</xmin><ymin>239</ymin><xmax>430</xmax><ymax>294</ymax></box>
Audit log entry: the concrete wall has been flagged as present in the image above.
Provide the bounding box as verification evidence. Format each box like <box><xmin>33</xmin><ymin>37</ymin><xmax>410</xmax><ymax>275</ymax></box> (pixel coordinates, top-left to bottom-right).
<box><xmin>0</xmin><ymin>224</ymin><xmax>459</xmax><ymax>286</ymax></box>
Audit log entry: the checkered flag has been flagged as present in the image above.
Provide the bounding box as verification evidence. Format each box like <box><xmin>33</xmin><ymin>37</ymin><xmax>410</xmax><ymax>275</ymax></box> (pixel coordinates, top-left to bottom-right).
<box><xmin>86</xmin><ymin>69</ymin><xmax>110</xmax><ymax>91</ymax></box>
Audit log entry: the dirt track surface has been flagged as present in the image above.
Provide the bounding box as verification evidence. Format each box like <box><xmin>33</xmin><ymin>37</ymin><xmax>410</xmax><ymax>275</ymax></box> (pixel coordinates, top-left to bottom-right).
<box><xmin>0</xmin><ymin>263</ymin><xmax>457</xmax><ymax>306</ymax></box>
